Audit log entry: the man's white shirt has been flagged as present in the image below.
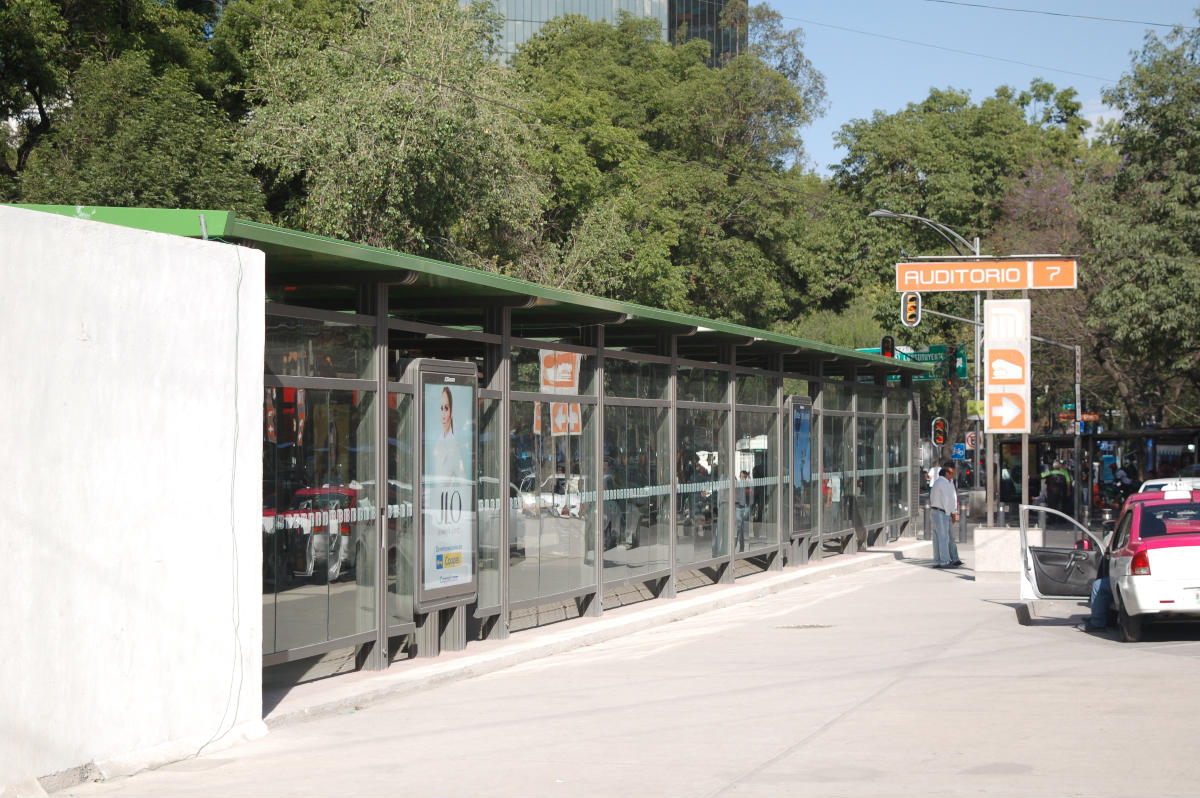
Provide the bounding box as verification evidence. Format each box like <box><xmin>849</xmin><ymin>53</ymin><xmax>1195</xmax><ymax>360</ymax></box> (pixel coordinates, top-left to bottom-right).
<box><xmin>930</xmin><ymin>475</ymin><xmax>958</xmax><ymax>514</ymax></box>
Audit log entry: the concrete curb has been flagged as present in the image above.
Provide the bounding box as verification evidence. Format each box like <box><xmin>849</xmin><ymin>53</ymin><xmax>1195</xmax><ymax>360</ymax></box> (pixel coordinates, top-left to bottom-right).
<box><xmin>264</xmin><ymin>539</ymin><xmax>932</xmax><ymax>730</ymax></box>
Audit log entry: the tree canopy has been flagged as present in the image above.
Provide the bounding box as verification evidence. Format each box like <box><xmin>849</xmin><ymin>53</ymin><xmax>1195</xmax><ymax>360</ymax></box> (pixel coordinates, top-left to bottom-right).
<box><xmin>2</xmin><ymin>0</ymin><xmax>1198</xmax><ymax>428</ymax></box>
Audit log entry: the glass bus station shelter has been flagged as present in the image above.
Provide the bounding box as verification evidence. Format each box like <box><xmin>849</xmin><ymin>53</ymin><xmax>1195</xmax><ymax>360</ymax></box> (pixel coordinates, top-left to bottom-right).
<box><xmin>24</xmin><ymin>206</ymin><xmax>931</xmax><ymax>679</ymax></box>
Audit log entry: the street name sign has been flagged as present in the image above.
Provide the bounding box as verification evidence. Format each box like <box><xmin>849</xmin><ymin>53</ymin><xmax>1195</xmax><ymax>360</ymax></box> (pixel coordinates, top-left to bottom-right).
<box><xmin>984</xmin><ymin>299</ymin><xmax>1031</xmax><ymax>434</ymax></box>
<box><xmin>895</xmin><ymin>259</ymin><xmax>1076</xmax><ymax>293</ymax></box>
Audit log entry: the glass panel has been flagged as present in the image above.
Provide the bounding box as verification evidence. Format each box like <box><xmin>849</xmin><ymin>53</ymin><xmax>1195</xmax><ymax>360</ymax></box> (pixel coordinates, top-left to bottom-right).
<box><xmin>265</xmin><ymin>315</ymin><xmax>375</xmax><ymax>381</ymax></box>
<box><xmin>511</xmin><ymin>347</ymin><xmax>596</xmax><ymax>396</ymax></box>
<box><xmin>855</xmin><ymin>416</ymin><xmax>884</xmax><ymax>530</ymax></box>
<box><xmin>735</xmin><ymin>373</ymin><xmax>773</xmax><ymax>407</ymax></box>
<box><xmin>821</xmin><ymin>381</ymin><xmax>851</xmax><ymax>411</ymax></box>
<box><xmin>263</xmin><ymin>388</ymin><xmax>377</xmax><ymax>654</ymax></box>
<box><xmin>886</xmin><ymin>415</ymin><xmax>910</xmax><ymax>523</ymax></box>
<box><xmin>821</xmin><ymin>414</ymin><xmax>853</xmax><ymax>535</ymax></box>
<box><xmin>677</xmin><ymin>366</ymin><xmax>729</xmax><ymax>404</ymax></box>
<box><xmin>676</xmin><ymin>408</ymin><xmax>730</xmax><ymax>565</ymax></box>
<box><xmin>790</xmin><ymin>402</ymin><xmax>815</xmax><ymax>535</ymax></box>
<box><xmin>510</xmin><ymin>400</ymin><xmax>597</xmax><ymax>604</ymax></box>
<box><xmin>784</xmin><ymin>378</ymin><xmax>809</xmax><ymax>400</ymax></box>
<box><xmin>604</xmin><ymin>357</ymin><xmax>668</xmax><ymax>400</ymax></box>
<box><xmin>735</xmin><ymin>411</ymin><xmax>779</xmax><ymax>551</ymax></box>
<box><xmin>601</xmin><ymin>406</ymin><xmax>671</xmax><ymax>581</ymax></box>
<box><xmin>387</xmin><ymin>393</ymin><xmax>415</xmax><ymax>627</ymax></box>
<box><xmin>476</xmin><ymin>397</ymin><xmax>504</xmax><ymax>611</ymax></box>
<box><xmin>858</xmin><ymin>386</ymin><xmax>883</xmax><ymax>414</ymax></box>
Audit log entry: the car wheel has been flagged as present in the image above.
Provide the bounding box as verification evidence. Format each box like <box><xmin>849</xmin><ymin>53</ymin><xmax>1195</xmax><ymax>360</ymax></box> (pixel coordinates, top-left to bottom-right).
<box><xmin>1118</xmin><ymin>603</ymin><xmax>1144</xmax><ymax>643</ymax></box>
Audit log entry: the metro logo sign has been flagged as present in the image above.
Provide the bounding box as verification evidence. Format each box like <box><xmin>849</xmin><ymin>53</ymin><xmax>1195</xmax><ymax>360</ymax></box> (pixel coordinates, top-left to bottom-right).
<box><xmin>896</xmin><ymin>259</ymin><xmax>1076</xmax><ymax>292</ymax></box>
<box><xmin>984</xmin><ymin>300</ymin><xmax>1031</xmax><ymax>434</ymax></box>
<box><xmin>540</xmin><ymin>351</ymin><xmax>580</xmax><ymax>392</ymax></box>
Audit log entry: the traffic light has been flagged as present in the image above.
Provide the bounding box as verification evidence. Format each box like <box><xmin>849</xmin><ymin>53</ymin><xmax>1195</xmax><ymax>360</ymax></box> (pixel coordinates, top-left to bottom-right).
<box><xmin>932</xmin><ymin>417</ymin><xmax>947</xmax><ymax>446</ymax></box>
<box><xmin>900</xmin><ymin>291</ymin><xmax>921</xmax><ymax>327</ymax></box>
<box><xmin>943</xmin><ymin>344</ymin><xmax>957</xmax><ymax>387</ymax></box>
<box><xmin>881</xmin><ymin>335</ymin><xmax>895</xmax><ymax>358</ymax></box>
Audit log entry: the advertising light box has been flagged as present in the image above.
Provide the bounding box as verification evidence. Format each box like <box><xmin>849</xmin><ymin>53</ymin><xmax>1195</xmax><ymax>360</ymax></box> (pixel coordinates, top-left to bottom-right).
<box><xmin>407</xmin><ymin>360</ymin><xmax>478</xmax><ymax>612</ymax></box>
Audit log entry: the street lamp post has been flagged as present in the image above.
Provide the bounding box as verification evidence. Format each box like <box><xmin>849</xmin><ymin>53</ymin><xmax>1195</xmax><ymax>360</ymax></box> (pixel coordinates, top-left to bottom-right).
<box><xmin>868</xmin><ymin>211</ymin><xmax>989</xmax><ymax>515</ymax></box>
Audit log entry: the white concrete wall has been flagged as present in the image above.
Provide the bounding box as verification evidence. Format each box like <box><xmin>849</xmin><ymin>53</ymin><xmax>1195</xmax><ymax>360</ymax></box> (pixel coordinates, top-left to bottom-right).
<box><xmin>0</xmin><ymin>207</ymin><xmax>265</xmax><ymax>790</ymax></box>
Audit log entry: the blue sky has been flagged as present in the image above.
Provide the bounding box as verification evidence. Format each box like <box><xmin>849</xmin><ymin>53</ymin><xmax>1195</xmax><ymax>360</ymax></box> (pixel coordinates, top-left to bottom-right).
<box><xmin>770</xmin><ymin>0</ymin><xmax>1200</xmax><ymax>174</ymax></box>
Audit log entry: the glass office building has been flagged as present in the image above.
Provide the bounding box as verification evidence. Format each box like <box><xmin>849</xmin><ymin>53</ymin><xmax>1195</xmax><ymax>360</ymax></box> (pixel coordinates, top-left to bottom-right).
<box><xmin>492</xmin><ymin>0</ymin><xmax>743</xmax><ymax>62</ymax></box>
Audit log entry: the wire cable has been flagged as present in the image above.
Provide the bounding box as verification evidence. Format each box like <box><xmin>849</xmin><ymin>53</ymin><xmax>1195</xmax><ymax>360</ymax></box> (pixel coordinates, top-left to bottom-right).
<box><xmin>784</xmin><ymin>14</ymin><xmax>1118</xmax><ymax>82</ymax></box>
<box><xmin>917</xmin><ymin>0</ymin><xmax>1197</xmax><ymax>30</ymax></box>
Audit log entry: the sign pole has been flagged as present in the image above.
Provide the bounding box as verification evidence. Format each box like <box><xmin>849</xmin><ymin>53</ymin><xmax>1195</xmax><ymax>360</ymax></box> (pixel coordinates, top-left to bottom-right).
<box><xmin>974</xmin><ymin>289</ymin><xmax>981</xmax><ymax>490</ymax></box>
<box><xmin>1020</xmin><ymin>291</ymin><xmax>1029</xmax><ymax>523</ymax></box>
<box><xmin>986</xmin><ymin>292</ymin><xmax>994</xmax><ymax>527</ymax></box>
<box><xmin>1075</xmin><ymin>345</ymin><xmax>1083</xmax><ymax>525</ymax></box>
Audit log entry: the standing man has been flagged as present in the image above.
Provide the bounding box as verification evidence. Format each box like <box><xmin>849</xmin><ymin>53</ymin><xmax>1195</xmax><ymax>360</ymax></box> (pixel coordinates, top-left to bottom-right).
<box><xmin>929</xmin><ymin>460</ymin><xmax>963</xmax><ymax>569</ymax></box>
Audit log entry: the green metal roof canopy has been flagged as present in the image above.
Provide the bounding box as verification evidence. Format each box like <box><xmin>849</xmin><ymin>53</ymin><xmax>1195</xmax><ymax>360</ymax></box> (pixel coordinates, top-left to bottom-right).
<box><xmin>18</xmin><ymin>205</ymin><xmax>931</xmax><ymax>379</ymax></box>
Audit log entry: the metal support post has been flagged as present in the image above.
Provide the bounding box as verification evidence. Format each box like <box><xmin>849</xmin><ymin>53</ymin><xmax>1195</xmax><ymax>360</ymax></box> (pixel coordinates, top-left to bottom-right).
<box><xmin>1074</xmin><ymin>345</ymin><xmax>1083</xmax><ymax>524</ymax></box>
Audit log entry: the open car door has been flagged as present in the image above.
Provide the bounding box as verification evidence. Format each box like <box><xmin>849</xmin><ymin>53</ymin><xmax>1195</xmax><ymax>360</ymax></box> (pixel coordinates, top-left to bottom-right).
<box><xmin>1019</xmin><ymin>505</ymin><xmax>1109</xmax><ymax>601</ymax></box>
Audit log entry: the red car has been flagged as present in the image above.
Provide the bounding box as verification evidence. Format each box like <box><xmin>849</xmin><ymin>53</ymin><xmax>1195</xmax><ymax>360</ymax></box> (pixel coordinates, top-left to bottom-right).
<box><xmin>268</xmin><ymin>486</ymin><xmax>364</xmax><ymax>583</ymax></box>
<box><xmin>1108</xmin><ymin>488</ymin><xmax>1200</xmax><ymax>641</ymax></box>
<box><xmin>1021</xmin><ymin>487</ymin><xmax>1200</xmax><ymax>642</ymax></box>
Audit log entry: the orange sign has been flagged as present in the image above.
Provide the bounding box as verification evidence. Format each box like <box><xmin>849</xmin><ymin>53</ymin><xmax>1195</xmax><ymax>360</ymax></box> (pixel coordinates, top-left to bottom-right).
<box><xmin>986</xmin><ymin>349</ymin><xmax>1026</xmax><ymax>386</ymax></box>
<box><xmin>540</xmin><ymin>351</ymin><xmax>581</xmax><ymax>392</ymax></box>
<box><xmin>987</xmin><ymin>392</ymin><xmax>1028</xmax><ymax>432</ymax></box>
<box><xmin>895</xmin><ymin>259</ymin><xmax>1077</xmax><ymax>292</ymax></box>
<box><xmin>550</xmin><ymin>402</ymin><xmax>581</xmax><ymax>436</ymax></box>
<box><xmin>1030</xmin><ymin>259</ymin><xmax>1076</xmax><ymax>289</ymax></box>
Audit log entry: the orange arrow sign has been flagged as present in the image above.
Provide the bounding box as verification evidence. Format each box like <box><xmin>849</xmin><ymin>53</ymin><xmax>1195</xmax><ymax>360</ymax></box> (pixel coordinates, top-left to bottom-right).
<box><xmin>986</xmin><ymin>392</ymin><xmax>1028</xmax><ymax>432</ymax></box>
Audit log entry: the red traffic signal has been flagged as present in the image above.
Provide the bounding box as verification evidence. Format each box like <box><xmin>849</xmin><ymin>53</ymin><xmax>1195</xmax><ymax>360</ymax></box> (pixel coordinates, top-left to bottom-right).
<box><xmin>932</xmin><ymin>417</ymin><xmax>947</xmax><ymax>446</ymax></box>
<box><xmin>881</xmin><ymin>335</ymin><xmax>895</xmax><ymax>358</ymax></box>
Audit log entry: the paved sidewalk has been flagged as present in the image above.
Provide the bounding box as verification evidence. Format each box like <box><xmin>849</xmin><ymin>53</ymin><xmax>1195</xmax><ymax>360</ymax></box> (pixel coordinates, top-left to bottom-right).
<box><xmin>263</xmin><ymin>538</ymin><xmax>934</xmax><ymax>731</ymax></box>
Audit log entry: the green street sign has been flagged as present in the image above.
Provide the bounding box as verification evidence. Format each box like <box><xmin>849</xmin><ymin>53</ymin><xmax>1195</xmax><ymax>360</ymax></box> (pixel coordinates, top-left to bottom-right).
<box><xmin>858</xmin><ymin>345</ymin><xmax>967</xmax><ymax>382</ymax></box>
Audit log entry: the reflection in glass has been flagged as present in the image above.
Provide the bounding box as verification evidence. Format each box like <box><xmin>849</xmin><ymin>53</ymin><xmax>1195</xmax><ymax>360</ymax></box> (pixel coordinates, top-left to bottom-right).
<box><xmin>263</xmin><ymin>389</ymin><xmax>377</xmax><ymax>654</ymax></box>
<box><xmin>265</xmin><ymin>315</ymin><xmax>375</xmax><ymax>381</ymax></box>
<box><xmin>856</xmin><ymin>417</ymin><xmax>884</xmax><ymax>529</ymax></box>
<box><xmin>604</xmin><ymin>358</ymin><xmax>668</xmax><ymax>400</ymax></box>
<box><xmin>858</xmin><ymin>387</ymin><xmax>883</xmax><ymax>413</ymax></box>
<box><xmin>510</xmin><ymin>348</ymin><xmax>596</xmax><ymax>395</ymax></box>
<box><xmin>784</xmin><ymin>378</ymin><xmax>810</xmax><ymax>398</ymax></box>
<box><xmin>791</xmin><ymin>402</ymin><xmax>814</xmax><ymax>535</ymax></box>
<box><xmin>822</xmin><ymin>381</ymin><xmax>852</xmax><ymax>411</ymax></box>
<box><xmin>821</xmin><ymin>414</ymin><xmax>854</xmax><ymax>535</ymax></box>
<box><xmin>602</xmin><ymin>406</ymin><xmax>671</xmax><ymax>581</ymax></box>
<box><xmin>736</xmin><ymin>373</ymin><xmax>779</xmax><ymax>407</ymax></box>
<box><xmin>676</xmin><ymin>408</ymin><xmax>730</xmax><ymax>565</ymax></box>
<box><xmin>476</xmin><ymin>398</ymin><xmax>505</xmax><ymax>611</ymax></box>
<box><xmin>735</xmin><ymin>411</ymin><xmax>779</xmax><ymax>552</ymax></box>
<box><xmin>509</xmin><ymin>400</ymin><xmax>597</xmax><ymax>603</ymax></box>
<box><xmin>886</xmin><ymin>415</ymin><xmax>910</xmax><ymax>523</ymax></box>
<box><xmin>387</xmin><ymin>393</ymin><xmax>415</xmax><ymax>628</ymax></box>
<box><xmin>677</xmin><ymin>366</ymin><xmax>728</xmax><ymax>403</ymax></box>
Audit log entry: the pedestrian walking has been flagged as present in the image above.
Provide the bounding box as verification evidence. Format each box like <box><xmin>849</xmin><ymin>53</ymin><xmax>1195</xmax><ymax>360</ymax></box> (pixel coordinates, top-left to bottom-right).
<box><xmin>929</xmin><ymin>460</ymin><xmax>963</xmax><ymax>568</ymax></box>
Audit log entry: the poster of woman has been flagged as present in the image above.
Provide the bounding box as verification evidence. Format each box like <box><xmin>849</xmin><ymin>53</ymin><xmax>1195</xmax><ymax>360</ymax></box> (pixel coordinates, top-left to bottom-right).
<box><xmin>422</xmin><ymin>378</ymin><xmax>475</xmax><ymax>592</ymax></box>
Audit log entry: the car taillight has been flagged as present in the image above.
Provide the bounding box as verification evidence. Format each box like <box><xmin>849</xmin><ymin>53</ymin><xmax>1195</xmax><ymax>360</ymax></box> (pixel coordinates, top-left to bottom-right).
<box><xmin>1131</xmin><ymin>550</ymin><xmax>1151</xmax><ymax>576</ymax></box>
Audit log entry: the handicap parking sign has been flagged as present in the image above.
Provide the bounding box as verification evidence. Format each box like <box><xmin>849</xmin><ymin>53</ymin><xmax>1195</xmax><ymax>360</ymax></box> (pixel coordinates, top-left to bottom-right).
<box><xmin>951</xmin><ymin>443</ymin><xmax>966</xmax><ymax>460</ymax></box>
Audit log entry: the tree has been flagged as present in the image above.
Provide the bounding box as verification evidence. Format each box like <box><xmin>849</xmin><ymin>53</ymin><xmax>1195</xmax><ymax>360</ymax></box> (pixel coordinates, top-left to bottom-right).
<box><xmin>0</xmin><ymin>0</ymin><xmax>219</xmax><ymax>196</ymax></box>
<box><xmin>510</xmin><ymin>13</ymin><xmax>828</xmax><ymax>326</ymax></box>
<box><xmin>830</xmin><ymin>82</ymin><xmax>1091</xmax><ymax>425</ymax></box>
<box><xmin>19</xmin><ymin>51</ymin><xmax>264</xmax><ymax>213</ymax></box>
<box><xmin>240</xmin><ymin>0</ymin><xmax>546</xmax><ymax>264</ymax></box>
<box><xmin>1075</xmin><ymin>16</ymin><xmax>1200</xmax><ymax>426</ymax></box>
